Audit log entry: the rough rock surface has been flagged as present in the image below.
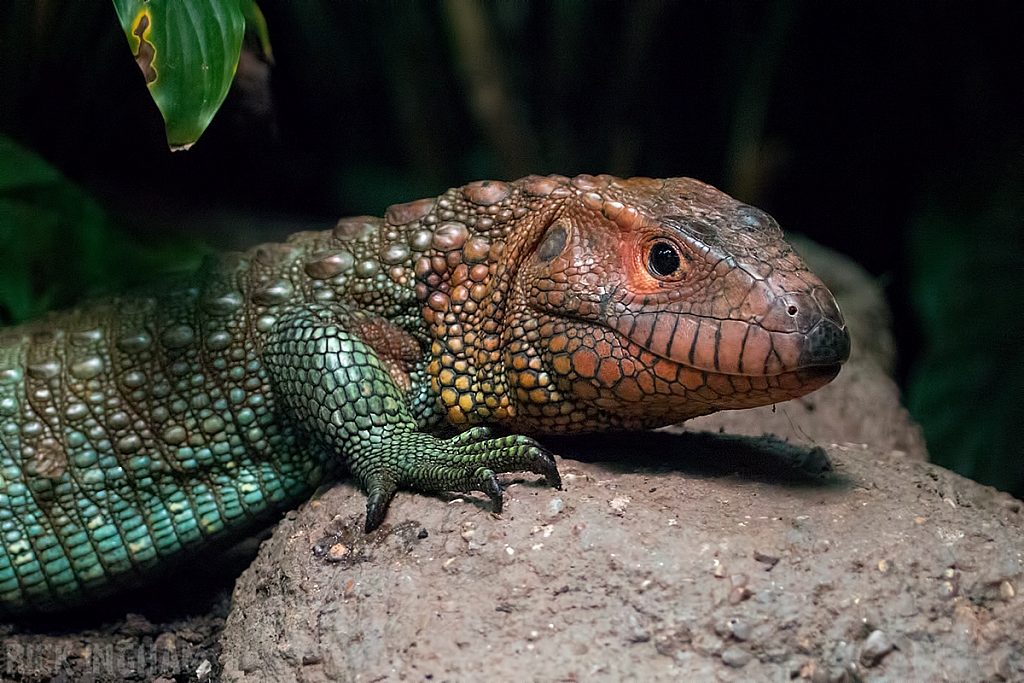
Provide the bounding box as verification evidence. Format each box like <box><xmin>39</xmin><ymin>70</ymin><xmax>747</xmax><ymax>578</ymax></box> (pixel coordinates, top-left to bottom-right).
<box><xmin>217</xmin><ymin>244</ymin><xmax>1023</xmax><ymax>682</ymax></box>
<box><xmin>219</xmin><ymin>440</ymin><xmax>1023</xmax><ymax>683</ymax></box>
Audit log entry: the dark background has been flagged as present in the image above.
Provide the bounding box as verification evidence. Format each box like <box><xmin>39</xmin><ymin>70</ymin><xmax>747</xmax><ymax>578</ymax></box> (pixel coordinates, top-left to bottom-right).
<box><xmin>1</xmin><ymin>2</ymin><xmax>1021</xmax><ymax>497</ymax></box>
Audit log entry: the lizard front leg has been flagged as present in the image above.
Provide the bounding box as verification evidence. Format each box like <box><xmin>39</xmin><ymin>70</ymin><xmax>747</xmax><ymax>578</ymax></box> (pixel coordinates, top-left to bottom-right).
<box><xmin>264</xmin><ymin>305</ymin><xmax>561</xmax><ymax>532</ymax></box>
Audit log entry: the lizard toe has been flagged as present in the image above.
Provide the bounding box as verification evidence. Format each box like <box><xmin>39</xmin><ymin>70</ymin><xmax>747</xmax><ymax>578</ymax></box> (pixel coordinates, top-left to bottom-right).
<box><xmin>477</xmin><ymin>469</ymin><xmax>503</xmax><ymax>513</ymax></box>
<box><xmin>364</xmin><ymin>478</ymin><xmax>398</xmax><ymax>532</ymax></box>
<box><xmin>451</xmin><ymin>426</ymin><xmax>493</xmax><ymax>446</ymax></box>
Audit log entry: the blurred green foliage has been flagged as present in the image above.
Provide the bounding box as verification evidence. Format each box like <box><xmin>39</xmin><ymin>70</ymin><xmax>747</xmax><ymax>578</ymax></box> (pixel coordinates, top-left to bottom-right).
<box><xmin>908</xmin><ymin>159</ymin><xmax>1024</xmax><ymax>495</ymax></box>
<box><xmin>0</xmin><ymin>135</ymin><xmax>204</xmax><ymax>326</ymax></box>
<box><xmin>0</xmin><ymin>135</ymin><xmax>109</xmax><ymax>322</ymax></box>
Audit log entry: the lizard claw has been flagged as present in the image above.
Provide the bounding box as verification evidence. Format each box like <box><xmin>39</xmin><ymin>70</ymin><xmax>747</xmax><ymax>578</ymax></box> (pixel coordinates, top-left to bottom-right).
<box><xmin>532</xmin><ymin>444</ymin><xmax>562</xmax><ymax>490</ymax></box>
<box><xmin>504</xmin><ymin>436</ymin><xmax>562</xmax><ymax>490</ymax></box>
<box><xmin>364</xmin><ymin>479</ymin><xmax>397</xmax><ymax>532</ymax></box>
<box><xmin>478</xmin><ymin>469</ymin><xmax>503</xmax><ymax>513</ymax></box>
<box><xmin>364</xmin><ymin>493</ymin><xmax>389</xmax><ymax>533</ymax></box>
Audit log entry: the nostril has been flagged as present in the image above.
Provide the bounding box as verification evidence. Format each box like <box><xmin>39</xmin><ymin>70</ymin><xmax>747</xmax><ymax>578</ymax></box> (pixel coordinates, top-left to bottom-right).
<box><xmin>761</xmin><ymin>292</ymin><xmax>815</xmax><ymax>333</ymax></box>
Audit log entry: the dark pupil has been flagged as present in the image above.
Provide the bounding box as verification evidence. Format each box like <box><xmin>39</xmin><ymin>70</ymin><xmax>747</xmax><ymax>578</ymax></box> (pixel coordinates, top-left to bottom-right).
<box><xmin>648</xmin><ymin>242</ymin><xmax>681</xmax><ymax>277</ymax></box>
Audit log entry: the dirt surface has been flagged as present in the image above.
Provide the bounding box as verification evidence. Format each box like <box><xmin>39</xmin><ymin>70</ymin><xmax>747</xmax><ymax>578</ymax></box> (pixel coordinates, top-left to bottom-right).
<box><xmin>0</xmin><ymin>590</ymin><xmax>230</xmax><ymax>682</ymax></box>
<box><xmin>2</xmin><ymin>242</ymin><xmax>1018</xmax><ymax>683</ymax></box>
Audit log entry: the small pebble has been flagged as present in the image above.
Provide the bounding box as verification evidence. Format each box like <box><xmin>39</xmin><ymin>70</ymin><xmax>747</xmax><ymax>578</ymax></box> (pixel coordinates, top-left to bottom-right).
<box><xmin>122</xmin><ymin>612</ymin><xmax>158</xmax><ymax>636</ymax></box>
<box><xmin>547</xmin><ymin>497</ymin><xmax>564</xmax><ymax>516</ymax></box>
<box><xmin>1000</xmin><ymin>581</ymin><xmax>1015</xmax><ymax>601</ymax></box>
<box><xmin>653</xmin><ymin>624</ymin><xmax>691</xmax><ymax>657</ymax></box>
<box><xmin>728</xmin><ymin>619</ymin><xmax>753</xmax><ymax>642</ymax></box>
<box><xmin>609</xmin><ymin>495</ymin><xmax>630</xmax><ymax>515</ymax></box>
<box><xmin>721</xmin><ymin>646</ymin><xmax>752</xmax><ymax>668</ymax></box>
<box><xmin>828</xmin><ymin>666</ymin><xmax>850</xmax><ymax>683</ymax></box>
<box><xmin>754</xmin><ymin>551</ymin><xmax>780</xmax><ymax>568</ymax></box>
<box><xmin>859</xmin><ymin>629</ymin><xmax>893</xmax><ymax>667</ymax></box>
<box><xmin>326</xmin><ymin>543</ymin><xmax>349</xmax><ymax>562</ymax></box>
<box><xmin>238</xmin><ymin>651</ymin><xmax>259</xmax><ymax>673</ymax></box>
<box><xmin>627</xmin><ymin>626</ymin><xmax>650</xmax><ymax>643</ymax></box>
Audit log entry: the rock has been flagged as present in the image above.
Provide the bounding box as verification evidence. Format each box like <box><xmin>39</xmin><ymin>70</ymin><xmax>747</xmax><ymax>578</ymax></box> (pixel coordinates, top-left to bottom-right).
<box><xmin>860</xmin><ymin>629</ymin><xmax>894</xmax><ymax>667</ymax></box>
<box><xmin>721</xmin><ymin>646</ymin><xmax>752</xmax><ymax>668</ymax></box>
<box><xmin>218</xmin><ymin>440</ymin><xmax>1024</xmax><ymax>682</ymax></box>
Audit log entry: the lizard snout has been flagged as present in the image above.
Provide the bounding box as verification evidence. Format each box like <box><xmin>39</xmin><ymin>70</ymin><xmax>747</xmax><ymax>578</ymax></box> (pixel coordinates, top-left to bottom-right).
<box><xmin>799</xmin><ymin>285</ymin><xmax>850</xmax><ymax>368</ymax></box>
<box><xmin>798</xmin><ymin>317</ymin><xmax>851</xmax><ymax>368</ymax></box>
<box><xmin>758</xmin><ymin>284</ymin><xmax>851</xmax><ymax>371</ymax></box>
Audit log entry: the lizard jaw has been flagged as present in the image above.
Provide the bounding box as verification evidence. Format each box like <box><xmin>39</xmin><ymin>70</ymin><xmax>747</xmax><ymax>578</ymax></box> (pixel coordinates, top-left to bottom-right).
<box><xmin>613</xmin><ymin>309</ymin><xmax>851</xmax><ymax>379</ymax></box>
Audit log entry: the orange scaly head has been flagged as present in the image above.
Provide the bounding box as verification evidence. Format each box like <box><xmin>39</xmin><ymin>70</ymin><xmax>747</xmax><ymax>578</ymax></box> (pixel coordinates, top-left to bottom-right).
<box><xmin>503</xmin><ymin>174</ymin><xmax>851</xmax><ymax>432</ymax></box>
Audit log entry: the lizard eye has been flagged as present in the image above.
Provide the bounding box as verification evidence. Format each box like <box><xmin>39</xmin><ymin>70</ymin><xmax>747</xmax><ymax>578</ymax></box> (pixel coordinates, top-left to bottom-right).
<box><xmin>647</xmin><ymin>241</ymin><xmax>682</xmax><ymax>278</ymax></box>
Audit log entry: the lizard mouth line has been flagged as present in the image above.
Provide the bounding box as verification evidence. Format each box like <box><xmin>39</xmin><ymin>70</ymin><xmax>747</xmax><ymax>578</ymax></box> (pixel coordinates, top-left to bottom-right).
<box><xmin>599</xmin><ymin>315</ymin><xmax>834</xmax><ymax>379</ymax></box>
<box><xmin>637</xmin><ymin>348</ymin><xmax>845</xmax><ymax>380</ymax></box>
<box><xmin>594</xmin><ymin>301</ymin><xmax>850</xmax><ymax>378</ymax></box>
<box><xmin>784</xmin><ymin>361</ymin><xmax>844</xmax><ymax>382</ymax></box>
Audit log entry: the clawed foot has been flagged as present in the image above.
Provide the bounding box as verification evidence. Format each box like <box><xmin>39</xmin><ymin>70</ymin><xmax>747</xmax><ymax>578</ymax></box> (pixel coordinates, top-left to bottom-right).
<box><xmin>358</xmin><ymin>427</ymin><xmax>561</xmax><ymax>532</ymax></box>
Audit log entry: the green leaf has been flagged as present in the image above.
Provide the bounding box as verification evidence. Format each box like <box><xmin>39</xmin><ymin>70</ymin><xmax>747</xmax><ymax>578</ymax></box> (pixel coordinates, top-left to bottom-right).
<box><xmin>241</xmin><ymin>0</ymin><xmax>274</xmax><ymax>63</ymax></box>
<box><xmin>112</xmin><ymin>0</ymin><xmax>247</xmax><ymax>150</ymax></box>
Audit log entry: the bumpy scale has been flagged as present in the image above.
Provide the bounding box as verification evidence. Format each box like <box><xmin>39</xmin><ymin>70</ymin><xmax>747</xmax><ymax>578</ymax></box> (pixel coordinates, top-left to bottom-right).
<box><xmin>0</xmin><ymin>174</ymin><xmax>850</xmax><ymax>615</ymax></box>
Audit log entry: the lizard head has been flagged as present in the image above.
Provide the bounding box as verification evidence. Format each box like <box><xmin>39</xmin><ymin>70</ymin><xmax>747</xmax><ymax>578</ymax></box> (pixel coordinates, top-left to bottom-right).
<box><xmin>507</xmin><ymin>174</ymin><xmax>850</xmax><ymax>431</ymax></box>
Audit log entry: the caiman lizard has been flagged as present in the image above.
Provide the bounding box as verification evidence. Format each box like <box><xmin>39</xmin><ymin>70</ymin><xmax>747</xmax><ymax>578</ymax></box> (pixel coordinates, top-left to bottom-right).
<box><xmin>0</xmin><ymin>174</ymin><xmax>850</xmax><ymax>615</ymax></box>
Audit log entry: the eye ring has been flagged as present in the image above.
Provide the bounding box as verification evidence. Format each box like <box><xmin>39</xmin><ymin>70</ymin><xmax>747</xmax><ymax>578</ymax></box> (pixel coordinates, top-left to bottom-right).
<box><xmin>647</xmin><ymin>240</ymin><xmax>682</xmax><ymax>278</ymax></box>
